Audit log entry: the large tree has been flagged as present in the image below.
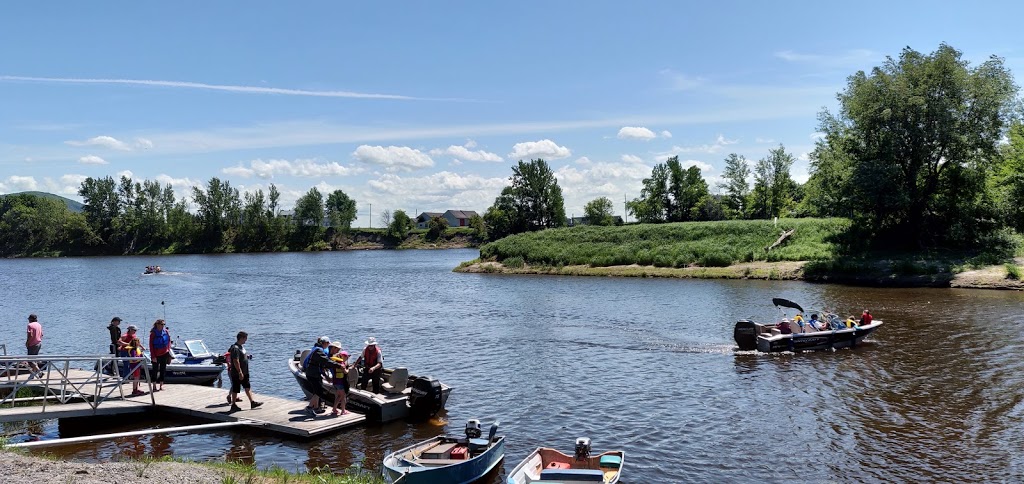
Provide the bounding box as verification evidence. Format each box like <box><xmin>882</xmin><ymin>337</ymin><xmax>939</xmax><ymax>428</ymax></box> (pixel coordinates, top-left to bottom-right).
<box><xmin>747</xmin><ymin>145</ymin><xmax>797</xmax><ymax>219</ymax></box>
<box><xmin>813</xmin><ymin>43</ymin><xmax>1017</xmax><ymax>246</ymax></box>
<box><xmin>628</xmin><ymin>156</ymin><xmax>710</xmax><ymax>223</ymax></box>
<box><xmin>325</xmin><ymin>189</ymin><xmax>357</xmax><ymax>232</ymax></box>
<box><xmin>583</xmin><ymin>197</ymin><xmax>615</xmax><ymax>226</ymax></box>
<box><xmin>292</xmin><ymin>187</ymin><xmax>325</xmax><ymax>249</ymax></box>
<box><xmin>483</xmin><ymin>158</ymin><xmax>566</xmax><ymax>239</ymax></box>
<box><xmin>718</xmin><ymin>153</ymin><xmax>750</xmax><ymax>218</ymax></box>
<box><xmin>191</xmin><ymin>177</ymin><xmax>241</xmax><ymax>251</ymax></box>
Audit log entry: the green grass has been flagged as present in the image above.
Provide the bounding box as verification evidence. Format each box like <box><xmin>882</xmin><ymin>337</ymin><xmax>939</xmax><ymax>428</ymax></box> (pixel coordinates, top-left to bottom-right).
<box><xmin>478</xmin><ymin>218</ymin><xmax>850</xmax><ymax>268</ymax></box>
<box><xmin>1006</xmin><ymin>263</ymin><xmax>1022</xmax><ymax>280</ymax></box>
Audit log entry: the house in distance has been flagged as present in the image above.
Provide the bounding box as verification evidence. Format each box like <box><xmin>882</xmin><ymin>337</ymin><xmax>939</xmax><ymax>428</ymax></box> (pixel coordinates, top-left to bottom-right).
<box><xmin>415</xmin><ymin>210</ymin><xmax>479</xmax><ymax>229</ymax></box>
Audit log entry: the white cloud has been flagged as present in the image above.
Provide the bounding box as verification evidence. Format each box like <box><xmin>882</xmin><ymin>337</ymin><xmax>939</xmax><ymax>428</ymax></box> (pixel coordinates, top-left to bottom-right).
<box><xmin>66</xmin><ymin>135</ymin><xmax>130</xmax><ymax>151</ymax></box>
<box><xmin>78</xmin><ymin>155</ymin><xmax>108</xmax><ymax>165</ymax></box>
<box><xmin>365</xmin><ymin>171</ymin><xmax>507</xmax><ymax>212</ymax></box>
<box><xmin>222</xmin><ymin>158</ymin><xmax>359</xmax><ymax>179</ymax></box>
<box><xmin>116</xmin><ymin>170</ymin><xmax>134</xmax><ymax>179</ymax></box>
<box><xmin>660</xmin><ymin>130</ymin><xmax>673</xmax><ymax>139</ymax></box>
<box><xmin>509</xmin><ymin>139</ymin><xmax>571</xmax><ymax>160</ymax></box>
<box><xmin>154</xmin><ymin>174</ymin><xmax>202</xmax><ymax>198</ymax></box>
<box><xmin>0</xmin><ymin>175</ymin><xmax>38</xmax><ymax>192</ymax></box>
<box><xmin>575</xmin><ymin>156</ymin><xmax>593</xmax><ymax>165</ymax></box>
<box><xmin>755</xmin><ymin>137</ymin><xmax>775</xmax><ymax>144</ymax></box>
<box><xmin>555</xmin><ymin>161</ymin><xmax>653</xmax><ymax>216</ymax></box>
<box><xmin>463</xmin><ymin>139</ymin><xmax>478</xmax><ymax>149</ymax></box>
<box><xmin>0</xmin><ymin>75</ymin><xmax>457</xmax><ymax>101</ymax></box>
<box><xmin>621</xmin><ymin>154</ymin><xmax>645</xmax><ymax>164</ymax></box>
<box><xmin>617</xmin><ymin>126</ymin><xmax>657</xmax><ymax>141</ymax></box>
<box><xmin>774</xmin><ymin>49</ymin><xmax>880</xmax><ymax>68</ymax></box>
<box><xmin>135</xmin><ymin>138</ymin><xmax>154</xmax><ymax>149</ymax></box>
<box><xmin>810</xmin><ymin>132</ymin><xmax>826</xmax><ymax>140</ymax></box>
<box><xmin>681</xmin><ymin>159</ymin><xmax>714</xmax><ymax>172</ymax></box>
<box><xmin>352</xmin><ymin>145</ymin><xmax>434</xmax><ymax>172</ymax></box>
<box><xmin>38</xmin><ymin>174</ymin><xmax>88</xmax><ymax>196</ymax></box>
<box><xmin>798</xmin><ymin>152</ymin><xmax>811</xmax><ymax>162</ymax></box>
<box><xmin>430</xmin><ymin>145</ymin><xmax>503</xmax><ymax>162</ymax></box>
<box><xmin>660</xmin><ymin>70</ymin><xmax>705</xmax><ymax>90</ymax></box>
<box><xmin>667</xmin><ymin>134</ymin><xmax>740</xmax><ymax>155</ymax></box>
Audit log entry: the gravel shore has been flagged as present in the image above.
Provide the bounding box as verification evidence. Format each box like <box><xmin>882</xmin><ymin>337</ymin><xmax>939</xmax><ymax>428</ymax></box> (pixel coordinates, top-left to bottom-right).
<box><xmin>0</xmin><ymin>451</ymin><xmax>225</xmax><ymax>484</ymax></box>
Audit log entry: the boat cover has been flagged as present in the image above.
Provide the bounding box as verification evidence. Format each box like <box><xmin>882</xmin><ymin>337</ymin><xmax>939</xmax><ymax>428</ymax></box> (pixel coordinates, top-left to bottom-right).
<box><xmin>772</xmin><ymin>297</ymin><xmax>804</xmax><ymax>313</ymax></box>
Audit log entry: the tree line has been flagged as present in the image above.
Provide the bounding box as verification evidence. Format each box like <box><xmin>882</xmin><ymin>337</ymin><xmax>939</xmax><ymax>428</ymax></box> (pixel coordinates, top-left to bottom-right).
<box><xmin>484</xmin><ymin>43</ymin><xmax>1024</xmax><ymax>252</ymax></box>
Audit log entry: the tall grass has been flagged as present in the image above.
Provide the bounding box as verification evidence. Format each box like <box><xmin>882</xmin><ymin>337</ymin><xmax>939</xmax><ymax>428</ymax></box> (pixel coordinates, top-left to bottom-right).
<box><xmin>479</xmin><ymin>218</ymin><xmax>850</xmax><ymax>268</ymax></box>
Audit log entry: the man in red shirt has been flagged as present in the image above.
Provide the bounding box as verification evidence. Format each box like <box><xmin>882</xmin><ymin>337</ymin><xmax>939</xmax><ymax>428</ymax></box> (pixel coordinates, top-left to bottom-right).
<box><xmin>26</xmin><ymin>314</ymin><xmax>43</xmax><ymax>371</ymax></box>
<box><xmin>859</xmin><ymin>310</ymin><xmax>873</xmax><ymax>326</ymax></box>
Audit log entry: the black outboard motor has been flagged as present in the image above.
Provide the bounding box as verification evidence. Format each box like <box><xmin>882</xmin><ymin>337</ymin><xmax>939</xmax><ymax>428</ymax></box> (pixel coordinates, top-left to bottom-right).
<box><xmin>465</xmin><ymin>419</ymin><xmax>482</xmax><ymax>439</ymax></box>
<box><xmin>734</xmin><ymin>320</ymin><xmax>760</xmax><ymax>351</ymax></box>
<box><xmin>407</xmin><ymin>376</ymin><xmax>444</xmax><ymax>421</ymax></box>
<box><xmin>574</xmin><ymin>437</ymin><xmax>591</xmax><ymax>462</ymax></box>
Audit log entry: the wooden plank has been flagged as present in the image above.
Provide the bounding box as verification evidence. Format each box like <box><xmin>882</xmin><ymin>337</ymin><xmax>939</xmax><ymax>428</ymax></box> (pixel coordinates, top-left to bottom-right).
<box><xmin>0</xmin><ymin>399</ymin><xmax>150</xmax><ymax>422</ymax></box>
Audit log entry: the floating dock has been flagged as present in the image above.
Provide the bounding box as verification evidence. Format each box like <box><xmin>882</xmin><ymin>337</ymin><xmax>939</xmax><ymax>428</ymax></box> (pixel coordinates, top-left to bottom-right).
<box><xmin>0</xmin><ymin>365</ymin><xmax>365</xmax><ymax>439</ymax></box>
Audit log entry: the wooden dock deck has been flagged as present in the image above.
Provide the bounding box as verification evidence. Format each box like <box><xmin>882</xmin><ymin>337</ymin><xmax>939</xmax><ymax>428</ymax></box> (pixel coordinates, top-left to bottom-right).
<box><xmin>0</xmin><ymin>367</ymin><xmax>366</xmax><ymax>438</ymax></box>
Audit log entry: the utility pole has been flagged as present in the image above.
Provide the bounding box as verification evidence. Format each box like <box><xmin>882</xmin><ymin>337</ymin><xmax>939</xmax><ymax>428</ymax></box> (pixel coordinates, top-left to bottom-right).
<box><xmin>368</xmin><ymin>203</ymin><xmax>372</xmax><ymax>228</ymax></box>
<box><xmin>624</xmin><ymin>195</ymin><xmax>628</xmax><ymax>223</ymax></box>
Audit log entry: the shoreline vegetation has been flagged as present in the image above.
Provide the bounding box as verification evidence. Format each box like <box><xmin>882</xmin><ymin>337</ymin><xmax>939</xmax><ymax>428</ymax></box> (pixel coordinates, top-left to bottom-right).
<box><xmin>454</xmin><ymin>218</ymin><xmax>1024</xmax><ymax>291</ymax></box>
<box><xmin>0</xmin><ymin>449</ymin><xmax>386</xmax><ymax>484</ymax></box>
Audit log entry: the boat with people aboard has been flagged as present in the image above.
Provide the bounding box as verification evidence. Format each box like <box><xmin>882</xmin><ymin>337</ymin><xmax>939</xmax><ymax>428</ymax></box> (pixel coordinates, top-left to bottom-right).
<box><xmin>734</xmin><ymin>297</ymin><xmax>883</xmax><ymax>353</ymax></box>
<box><xmin>101</xmin><ymin>339</ymin><xmax>224</xmax><ymax>385</ymax></box>
<box><xmin>382</xmin><ymin>419</ymin><xmax>504</xmax><ymax>484</ymax></box>
<box><xmin>143</xmin><ymin>265</ymin><xmax>163</xmax><ymax>274</ymax></box>
<box><xmin>506</xmin><ymin>438</ymin><xmax>625</xmax><ymax>484</ymax></box>
<box><xmin>288</xmin><ymin>348</ymin><xmax>451</xmax><ymax>422</ymax></box>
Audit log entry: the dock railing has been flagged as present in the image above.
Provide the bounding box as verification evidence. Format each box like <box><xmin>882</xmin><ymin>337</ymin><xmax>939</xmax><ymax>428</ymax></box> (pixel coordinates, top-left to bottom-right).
<box><xmin>0</xmin><ymin>354</ymin><xmax>155</xmax><ymax>412</ymax></box>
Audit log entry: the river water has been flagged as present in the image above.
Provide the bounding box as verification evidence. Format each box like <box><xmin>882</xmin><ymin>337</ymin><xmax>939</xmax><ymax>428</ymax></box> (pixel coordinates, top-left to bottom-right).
<box><xmin>1</xmin><ymin>249</ymin><xmax>1023</xmax><ymax>482</ymax></box>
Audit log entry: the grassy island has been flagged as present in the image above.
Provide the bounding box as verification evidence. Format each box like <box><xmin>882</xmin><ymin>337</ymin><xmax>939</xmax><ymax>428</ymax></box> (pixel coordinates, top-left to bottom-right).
<box><xmin>456</xmin><ymin>218</ymin><xmax>1024</xmax><ymax>290</ymax></box>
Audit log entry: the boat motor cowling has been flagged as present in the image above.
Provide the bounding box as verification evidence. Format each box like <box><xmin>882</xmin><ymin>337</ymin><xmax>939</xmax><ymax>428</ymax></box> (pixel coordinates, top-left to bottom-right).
<box><xmin>734</xmin><ymin>320</ymin><xmax>760</xmax><ymax>351</ymax></box>
<box><xmin>574</xmin><ymin>437</ymin><xmax>591</xmax><ymax>462</ymax></box>
<box><xmin>407</xmin><ymin>375</ymin><xmax>444</xmax><ymax>421</ymax></box>
<box><xmin>465</xmin><ymin>419</ymin><xmax>482</xmax><ymax>439</ymax></box>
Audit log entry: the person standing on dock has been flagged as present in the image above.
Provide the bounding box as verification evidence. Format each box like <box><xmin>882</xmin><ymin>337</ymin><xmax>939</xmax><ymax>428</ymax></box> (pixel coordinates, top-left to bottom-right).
<box><xmin>107</xmin><ymin>317</ymin><xmax>122</xmax><ymax>354</ymax></box>
<box><xmin>357</xmin><ymin>336</ymin><xmax>383</xmax><ymax>394</ymax></box>
<box><xmin>149</xmin><ymin>319</ymin><xmax>171</xmax><ymax>391</ymax></box>
<box><xmin>25</xmin><ymin>314</ymin><xmax>43</xmax><ymax>371</ymax></box>
<box><xmin>303</xmin><ymin>336</ymin><xmax>334</xmax><ymax>416</ymax></box>
<box><xmin>227</xmin><ymin>331</ymin><xmax>263</xmax><ymax>412</ymax></box>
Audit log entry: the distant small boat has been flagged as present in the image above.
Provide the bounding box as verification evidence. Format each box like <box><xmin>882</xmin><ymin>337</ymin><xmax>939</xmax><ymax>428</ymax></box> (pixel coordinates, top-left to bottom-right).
<box><xmin>734</xmin><ymin>298</ymin><xmax>884</xmax><ymax>352</ymax></box>
<box><xmin>506</xmin><ymin>438</ymin><xmax>624</xmax><ymax>484</ymax></box>
<box><xmin>383</xmin><ymin>419</ymin><xmax>505</xmax><ymax>484</ymax></box>
<box><xmin>143</xmin><ymin>265</ymin><xmax>163</xmax><ymax>274</ymax></box>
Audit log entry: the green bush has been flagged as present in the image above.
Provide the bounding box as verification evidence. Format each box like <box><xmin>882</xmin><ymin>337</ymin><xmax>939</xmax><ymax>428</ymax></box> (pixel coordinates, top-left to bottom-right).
<box><xmin>1006</xmin><ymin>263</ymin><xmax>1022</xmax><ymax>280</ymax></box>
<box><xmin>503</xmin><ymin>256</ymin><xmax>525</xmax><ymax>268</ymax></box>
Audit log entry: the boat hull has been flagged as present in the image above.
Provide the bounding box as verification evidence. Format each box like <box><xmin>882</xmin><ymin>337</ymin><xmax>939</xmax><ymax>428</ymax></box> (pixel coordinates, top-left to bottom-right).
<box><xmin>383</xmin><ymin>436</ymin><xmax>505</xmax><ymax>484</ymax></box>
<box><xmin>287</xmin><ymin>358</ymin><xmax>451</xmax><ymax>422</ymax></box>
<box><xmin>735</xmin><ymin>320</ymin><xmax>883</xmax><ymax>352</ymax></box>
<box><xmin>506</xmin><ymin>447</ymin><xmax>624</xmax><ymax>484</ymax></box>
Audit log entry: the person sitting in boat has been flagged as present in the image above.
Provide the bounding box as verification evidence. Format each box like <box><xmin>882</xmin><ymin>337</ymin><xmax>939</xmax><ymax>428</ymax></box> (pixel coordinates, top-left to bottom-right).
<box><xmin>775</xmin><ymin>319</ymin><xmax>793</xmax><ymax>334</ymax></box>
<box><xmin>356</xmin><ymin>336</ymin><xmax>384</xmax><ymax>394</ymax></box>
<box><xmin>845</xmin><ymin>315</ymin><xmax>858</xmax><ymax>328</ymax></box>
<box><xmin>808</xmin><ymin>314</ymin><xmax>826</xmax><ymax>331</ymax></box>
<box><xmin>859</xmin><ymin>309</ymin><xmax>873</xmax><ymax>326</ymax></box>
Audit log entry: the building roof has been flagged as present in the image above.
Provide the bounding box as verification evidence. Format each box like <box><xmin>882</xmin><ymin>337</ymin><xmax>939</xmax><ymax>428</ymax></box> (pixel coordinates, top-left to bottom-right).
<box><xmin>416</xmin><ymin>212</ymin><xmax>444</xmax><ymax>221</ymax></box>
<box><xmin>445</xmin><ymin>210</ymin><xmax>479</xmax><ymax>220</ymax></box>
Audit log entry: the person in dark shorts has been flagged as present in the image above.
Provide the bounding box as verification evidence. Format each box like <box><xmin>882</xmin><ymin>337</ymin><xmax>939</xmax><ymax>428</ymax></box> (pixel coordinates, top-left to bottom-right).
<box><xmin>227</xmin><ymin>331</ymin><xmax>263</xmax><ymax>412</ymax></box>
<box><xmin>303</xmin><ymin>336</ymin><xmax>336</xmax><ymax>416</ymax></box>
<box><xmin>149</xmin><ymin>319</ymin><xmax>172</xmax><ymax>391</ymax></box>
<box><xmin>357</xmin><ymin>336</ymin><xmax>383</xmax><ymax>393</ymax></box>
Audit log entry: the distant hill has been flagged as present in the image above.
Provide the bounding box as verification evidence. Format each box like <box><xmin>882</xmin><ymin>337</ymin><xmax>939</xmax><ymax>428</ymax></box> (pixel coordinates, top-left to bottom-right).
<box><xmin>3</xmin><ymin>191</ymin><xmax>85</xmax><ymax>212</ymax></box>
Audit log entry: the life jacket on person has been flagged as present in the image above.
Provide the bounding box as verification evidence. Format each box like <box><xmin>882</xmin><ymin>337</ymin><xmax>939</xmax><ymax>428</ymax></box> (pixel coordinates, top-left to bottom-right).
<box><xmin>151</xmin><ymin>328</ymin><xmax>170</xmax><ymax>351</ymax></box>
<box><xmin>303</xmin><ymin>345</ymin><xmax>326</xmax><ymax>373</ymax></box>
<box><xmin>362</xmin><ymin>345</ymin><xmax>381</xmax><ymax>369</ymax></box>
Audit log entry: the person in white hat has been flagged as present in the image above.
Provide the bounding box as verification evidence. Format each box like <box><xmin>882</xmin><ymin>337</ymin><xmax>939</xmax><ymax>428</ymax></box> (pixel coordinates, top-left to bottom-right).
<box><xmin>357</xmin><ymin>336</ymin><xmax>384</xmax><ymax>393</ymax></box>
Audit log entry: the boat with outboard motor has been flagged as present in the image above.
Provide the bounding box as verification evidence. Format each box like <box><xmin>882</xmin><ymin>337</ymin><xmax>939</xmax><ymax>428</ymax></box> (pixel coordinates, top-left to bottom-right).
<box><xmin>288</xmin><ymin>349</ymin><xmax>451</xmax><ymax>422</ymax></box>
<box><xmin>734</xmin><ymin>298</ymin><xmax>883</xmax><ymax>352</ymax></box>
<box><xmin>382</xmin><ymin>419</ymin><xmax>504</xmax><ymax>484</ymax></box>
<box><xmin>143</xmin><ymin>265</ymin><xmax>163</xmax><ymax>274</ymax></box>
<box><xmin>101</xmin><ymin>339</ymin><xmax>225</xmax><ymax>385</ymax></box>
<box><xmin>506</xmin><ymin>438</ymin><xmax>624</xmax><ymax>484</ymax></box>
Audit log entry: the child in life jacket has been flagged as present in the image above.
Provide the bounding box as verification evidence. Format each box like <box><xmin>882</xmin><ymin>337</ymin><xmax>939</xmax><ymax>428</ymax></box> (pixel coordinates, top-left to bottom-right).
<box><xmin>328</xmin><ymin>343</ymin><xmax>351</xmax><ymax>417</ymax></box>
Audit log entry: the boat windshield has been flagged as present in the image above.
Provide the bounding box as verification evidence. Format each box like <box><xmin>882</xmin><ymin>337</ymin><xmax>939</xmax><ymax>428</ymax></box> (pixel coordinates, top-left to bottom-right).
<box><xmin>184</xmin><ymin>340</ymin><xmax>212</xmax><ymax>357</ymax></box>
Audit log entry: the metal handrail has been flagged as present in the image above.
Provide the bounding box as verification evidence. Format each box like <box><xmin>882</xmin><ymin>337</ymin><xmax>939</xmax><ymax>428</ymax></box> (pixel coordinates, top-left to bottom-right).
<box><xmin>0</xmin><ymin>354</ymin><xmax>155</xmax><ymax>411</ymax></box>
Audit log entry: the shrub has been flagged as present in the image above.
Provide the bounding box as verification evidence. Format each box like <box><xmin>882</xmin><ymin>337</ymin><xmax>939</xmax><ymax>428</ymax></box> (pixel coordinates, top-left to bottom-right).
<box><xmin>1006</xmin><ymin>263</ymin><xmax>1022</xmax><ymax>280</ymax></box>
<box><xmin>503</xmin><ymin>256</ymin><xmax>525</xmax><ymax>268</ymax></box>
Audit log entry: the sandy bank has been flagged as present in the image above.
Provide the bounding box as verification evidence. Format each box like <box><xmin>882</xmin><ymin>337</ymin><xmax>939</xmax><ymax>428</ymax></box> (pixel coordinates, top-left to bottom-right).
<box><xmin>0</xmin><ymin>451</ymin><xmax>224</xmax><ymax>484</ymax></box>
<box><xmin>455</xmin><ymin>259</ymin><xmax>1024</xmax><ymax>290</ymax></box>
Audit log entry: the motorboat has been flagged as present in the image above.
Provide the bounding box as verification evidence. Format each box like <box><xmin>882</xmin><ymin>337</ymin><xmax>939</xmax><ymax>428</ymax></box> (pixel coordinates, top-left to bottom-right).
<box><xmin>383</xmin><ymin>419</ymin><xmax>504</xmax><ymax>484</ymax></box>
<box><xmin>734</xmin><ymin>298</ymin><xmax>884</xmax><ymax>352</ymax></box>
<box><xmin>288</xmin><ymin>349</ymin><xmax>451</xmax><ymax>422</ymax></box>
<box><xmin>101</xmin><ymin>339</ymin><xmax>224</xmax><ymax>385</ymax></box>
<box><xmin>160</xmin><ymin>339</ymin><xmax>225</xmax><ymax>385</ymax></box>
<box><xmin>143</xmin><ymin>265</ymin><xmax>163</xmax><ymax>274</ymax></box>
<box><xmin>506</xmin><ymin>438</ymin><xmax>624</xmax><ymax>484</ymax></box>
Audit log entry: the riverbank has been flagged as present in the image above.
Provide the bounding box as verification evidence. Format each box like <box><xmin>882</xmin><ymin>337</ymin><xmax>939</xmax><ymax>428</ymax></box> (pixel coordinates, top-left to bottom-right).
<box><xmin>0</xmin><ymin>450</ymin><xmax>384</xmax><ymax>484</ymax></box>
<box><xmin>456</xmin><ymin>218</ymin><xmax>1024</xmax><ymax>290</ymax></box>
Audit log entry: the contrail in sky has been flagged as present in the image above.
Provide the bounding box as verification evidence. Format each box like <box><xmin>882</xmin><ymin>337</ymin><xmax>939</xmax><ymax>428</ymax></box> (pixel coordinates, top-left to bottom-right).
<box><xmin>0</xmin><ymin>75</ymin><xmax>467</xmax><ymax>101</ymax></box>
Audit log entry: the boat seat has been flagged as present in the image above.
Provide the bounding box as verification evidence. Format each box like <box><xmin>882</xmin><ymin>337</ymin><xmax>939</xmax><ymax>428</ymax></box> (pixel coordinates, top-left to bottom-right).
<box><xmin>382</xmin><ymin>367</ymin><xmax>409</xmax><ymax>393</ymax></box>
<box><xmin>347</xmin><ymin>363</ymin><xmax>360</xmax><ymax>387</ymax></box>
<box><xmin>469</xmin><ymin>421</ymin><xmax>500</xmax><ymax>452</ymax></box>
<box><xmin>299</xmin><ymin>350</ymin><xmax>311</xmax><ymax>374</ymax></box>
<box><xmin>539</xmin><ymin>468</ymin><xmax>605</xmax><ymax>482</ymax></box>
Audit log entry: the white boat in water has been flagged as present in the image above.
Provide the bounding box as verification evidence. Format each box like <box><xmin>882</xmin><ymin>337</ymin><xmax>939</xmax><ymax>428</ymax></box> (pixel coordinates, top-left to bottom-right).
<box><xmin>101</xmin><ymin>339</ymin><xmax>224</xmax><ymax>386</ymax></box>
<box><xmin>288</xmin><ymin>349</ymin><xmax>451</xmax><ymax>422</ymax></box>
<box><xmin>383</xmin><ymin>419</ymin><xmax>505</xmax><ymax>484</ymax></box>
<box><xmin>506</xmin><ymin>438</ymin><xmax>624</xmax><ymax>484</ymax></box>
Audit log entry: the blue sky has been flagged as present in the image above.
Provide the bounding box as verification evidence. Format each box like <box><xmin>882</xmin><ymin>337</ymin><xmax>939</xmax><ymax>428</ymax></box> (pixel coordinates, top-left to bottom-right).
<box><xmin>2</xmin><ymin>2</ymin><xmax>1023</xmax><ymax>225</ymax></box>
